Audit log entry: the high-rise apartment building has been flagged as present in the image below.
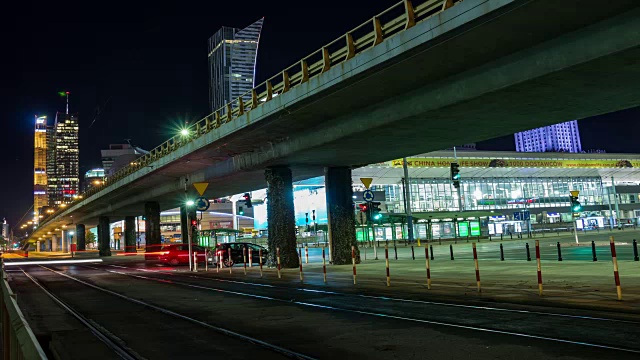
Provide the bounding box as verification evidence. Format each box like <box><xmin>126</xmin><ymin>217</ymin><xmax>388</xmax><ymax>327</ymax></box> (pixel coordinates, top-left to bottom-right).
<box><xmin>45</xmin><ymin>97</ymin><xmax>79</xmax><ymax>207</ymax></box>
<box><xmin>208</xmin><ymin>18</ymin><xmax>264</xmax><ymax>113</ymax></box>
<box><xmin>34</xmin><ymin>115</ymin><xmax>48</xmax><ymax>218</ymax></box>
<box><xmin>514</xmin><ymin>120</ymin><xmax>582</xmax><ymax>153</ymax></box>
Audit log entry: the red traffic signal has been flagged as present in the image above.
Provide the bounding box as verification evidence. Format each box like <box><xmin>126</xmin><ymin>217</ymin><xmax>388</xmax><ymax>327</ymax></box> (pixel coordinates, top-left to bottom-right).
<box><xmin>358</xmin><ymin>203</ymin><xmax>368</xmax><ymax>212</ymax></box>
<box><xmin>190</xmin><ymin>219</ymin><xmax>197</xmax><ymax>226</ymax></box>
<box><xmin>243</xmin><ymin>192</ymin><xmax>253</xmax><ymax>208</ymax></box>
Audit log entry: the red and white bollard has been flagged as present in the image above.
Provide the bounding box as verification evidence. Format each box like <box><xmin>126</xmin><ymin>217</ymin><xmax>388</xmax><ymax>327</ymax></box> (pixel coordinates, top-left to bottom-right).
<box><xmin>228</xmin><ymin>247</ymin><xmax>233</xmax><ymax>274</ymax></box>
<box><xmin>248</xmin><ymin>248</ymin><xmax>253</xmax><ymax>268</ymax></box>
<box><xmin>305</xmin><ymin>246</ymin><xmax>309</xmax><ymax>264</ymax></box>
<box><xmin>536</xmin><ymin>240</ymin><xmax>543</xmax><ymax>296</ymax></box>
<box><xmin>472</xmin><ymin>243</ymin><xmax>481</xmax><ymax>293</ymax></box>
<box><xmin>276</xmin><ymin>247</ymin><xmax>282</xmax><ymax>279</ymax></box>
<box><xmin>193</xmin><ymin>252</ymin><xmax>198</xmax><ymax>272</ymax></box>
<box><xmin>610</xmin><ymin>236</ymin><xmax>622</xmax><ymax>301</ymax></box>
<box><xmin>216</xmin><ymin>251</ymin><xmax>220</xmax><ymax>273</ymax></box>
<box><xmin>352</xmin><ymin>245</ymin><xmax>357</xmax><ymax>285</ymax></box>
<box><xmin>322</xmin><ymin>246</ymin><xmax>327</xmax><ymax>283</ymax></box>
<box><xmin>243</xmin><ymin>247</ymin><xmax>247</xmax><ymax>275</ymax></box>
<box><xmin>425</xmin><ymin>247</ymin><xmax>431</xmax><ymax>290</ymax></box>
<box><xmin>299</xmin><ymin>252</ymin><xmax>304</xmax><ymax>282</ymax></box>
<box><xmin>259</xmin><ymin>249</ymin><xmax>263</xmax><ymax>278</ymax></box>
<box><xmin>385</xmin><ymin>245</ymin><xmax>390</xmax><ymax>287</ymax></box>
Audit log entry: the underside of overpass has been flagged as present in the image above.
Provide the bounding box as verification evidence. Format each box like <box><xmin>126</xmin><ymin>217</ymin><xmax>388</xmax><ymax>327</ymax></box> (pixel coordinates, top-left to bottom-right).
<box><xmin>33</xmin><ymin>0</ymin><xmax>640</xmax><ymax>238</ymax></box>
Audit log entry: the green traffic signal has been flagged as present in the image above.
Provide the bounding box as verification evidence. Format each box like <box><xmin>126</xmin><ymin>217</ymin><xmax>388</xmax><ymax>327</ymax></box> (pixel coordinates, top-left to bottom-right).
<box><xmin>238</xmin><ymin>206</ymin><xmax>244</xmax><ymax>215</ymax></box>
<box><xmin>572</xmin><ymin>203</ymin><xmax>582</xmax><ymax>212</ymax></box>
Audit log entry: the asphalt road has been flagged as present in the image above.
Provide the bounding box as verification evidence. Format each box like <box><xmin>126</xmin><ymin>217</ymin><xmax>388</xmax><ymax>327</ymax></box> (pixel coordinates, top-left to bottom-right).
<box><xmin>7</xmin><ymin>259</ymin><xmax>640</xmax><ymax>360</ymax></box>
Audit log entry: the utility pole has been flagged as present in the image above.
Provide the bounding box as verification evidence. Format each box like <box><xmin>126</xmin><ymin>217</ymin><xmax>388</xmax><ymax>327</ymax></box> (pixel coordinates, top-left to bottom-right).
<box><xmin>402</xmin><ymin>157</ymin><xmax>414</xmax><ymax>243</ymax></box>
<box><xmin>612</xmin><ymin>176</ymin><xmax>621</xmax><ymax>229</ymax></box>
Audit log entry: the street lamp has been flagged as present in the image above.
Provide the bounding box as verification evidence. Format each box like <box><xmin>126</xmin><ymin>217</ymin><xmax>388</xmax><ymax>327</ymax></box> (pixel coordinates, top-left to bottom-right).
<box><xmin>186</xmin><ymin>200</ymin><xmax>195</xmax><ymax>207</ymax></box>
<box><xmin>180</xmin><ymin>128</ymin><xmax>190</xmax><ymax>137</ymax></box>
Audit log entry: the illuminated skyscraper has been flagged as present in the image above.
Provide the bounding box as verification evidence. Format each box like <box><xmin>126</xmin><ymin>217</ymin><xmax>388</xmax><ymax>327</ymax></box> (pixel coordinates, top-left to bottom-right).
<box><xmin>33</xmin><ymin>115</ymin><xmax>48</xmax><ymax>218</ymax></box>
<box><xmin>514</xmin><ymin>120</ymin><xmax>582</xmax><ymax>153</ymax></box>
<box><xmin>208</xmin><ymin>18</ymin><xmax>264</xmax><ymax>113</ymax></box>
<box><xmin>47</xmin><ymin>92</ymin><xmax>79</xmax><ymax>206</ymax></box>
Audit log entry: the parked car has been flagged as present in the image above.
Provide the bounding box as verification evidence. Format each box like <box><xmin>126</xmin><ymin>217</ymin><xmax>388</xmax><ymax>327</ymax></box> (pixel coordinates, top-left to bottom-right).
<box><xmin>145</xmin><ymin>244</ymin><xmax>209</xmax><ymax>266</ymax></box>
<box><xmin>213</xmin><ymin>242</ymin><xmax>268</xmax><ymax>267</ymax></box>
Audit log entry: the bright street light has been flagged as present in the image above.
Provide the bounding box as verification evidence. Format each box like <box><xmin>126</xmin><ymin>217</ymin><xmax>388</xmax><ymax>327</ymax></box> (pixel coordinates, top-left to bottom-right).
<box><xmin>186</xmin><ymin>200</ymin><xmax>195</xmax><ymax>206</ymax></box>
<box><xmin>180</xmin><ymin>128</ymin><xmax>190</xmax><ymax>136</ymax></box>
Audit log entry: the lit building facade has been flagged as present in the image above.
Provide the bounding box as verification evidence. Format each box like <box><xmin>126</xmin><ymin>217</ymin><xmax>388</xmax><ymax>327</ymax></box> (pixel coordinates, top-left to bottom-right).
<box><xmin>515</xmin><ymin>120</ymin><xmax>582</xmax><ymax>153</ymax></box>
<box><xmin>83</xmin><ymin>168</ymin><xmax>105</xmax><ymax>191</ymax></box>
<box><xmin>101</xmin><ymin>144</ymin><xmax>147</xmax><ymax>176</ymax></box>
<box><xmin>48</xmin><ymin>112</ymin><xmax>79</xmax><ymax>206</ymax></box>
<box><xmin>34</xmin><ymin>115</ymin><xmax>48</xmax><ymax>218</ymax></box>
<box><xmin>208</xmin><ymin>18</ymin><xmax>264</xmax><ymax>113</ymax></box>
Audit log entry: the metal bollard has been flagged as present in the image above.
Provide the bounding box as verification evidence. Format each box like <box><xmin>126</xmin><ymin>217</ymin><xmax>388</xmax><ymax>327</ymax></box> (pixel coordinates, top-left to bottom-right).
<box><xmin>556</xmin><ymin>242</ymin><xmax>563</xmax><ymax>261</ymax></box>
<box><xmin>193</xmin><ymin>252</ymin><xmax>198</xmax><ymax>272</ymax></box>
<box><xmin>633</xmin><ymin>239</ymin><xmax>639</xmax><ymax>261</ymax></box>
<box><xmin>411</xmin><ymin>246</ymin><xmax>415</xmax><ymax>260</ymax></box>
<box><xmin>305</xmin><ymin>246</ymin><xmax>309</xmax><ymax>264</ymax></box>
<box><xmin>259</xmin><ymin>249</ymin><xmax>263</xmax><ymax>278</ymax></box>
<box><xmin>425</xmin><ymin>247</ymin><xmax>431</xmax><ymax>290</ymax></box>
<box><xmin>228</xmin><ymin>248</ymin><xmax>233</xmax><ymax>274</ymax></box>
<box><xmin>299</xmin><ymin>252</ymin><xmax>304</xmax><ymax>282</ymax></box>
<box><xmin>500</xmin><ymin>243</ymin><xmax>504</xmax><ymax>261</ymax></box>
<box><xmin>385</xmin><ymin>245</ymin><xmax>390</xmax><ymax>287</ymax></box>
<box><xmin>449</xmin><ymin>244</ymin><xmax>454</xmax><ymax>260</ymax></box>
<box><xmin>248</xmin><ymin>248</ymin><xmax>252</xmax><ymax>268</ymax></box>
<box><xmin>276</xmin><ymin>247</ymin><xmax>281</xmax><ymax>279</ymax></box>
<box><xmin>526</xmin><ymin>243</ymin><xmax>531</xmax><ymax>261</ymax></box>
<box><xmin>535</xmin><ymin>240</ymin><xmax>542</xmax><ymax>296</ymax></box>
<box><xmin>592</xmin><ymin>241</ymin><xmax>597</xmax><ymax>262</ymax></box>
<box><xmin>243</xmin><ymin>247</ymin><xmax>247</xmax><ymax>275</ymax></box>
<box><xmin>394</xmin><ymin>243</ymin><xmax>398</xmax><ymax>261</ymax></box>
<box><xmin>430</xmin><ymin>245</ymin><xmax>434</xmax><ymax>260</ymax></box>
<box><xmin>322</xmin><ymin>247</ymin><xmax>327</xmax><ymax>283</ymax></box>
<box><xmin>472</xmin><ymin>243</ymin><xmax>481</xmax><ymax>293</ymax></box>
<box><xmin>352</xmin><ymin>246</ymin><xmax>357</xmax><ymax>285</ymax></box>
<box><xmin>609</xmin><ymin>236</ymin><xmax>622</xmax><ymax>301</ymax></box>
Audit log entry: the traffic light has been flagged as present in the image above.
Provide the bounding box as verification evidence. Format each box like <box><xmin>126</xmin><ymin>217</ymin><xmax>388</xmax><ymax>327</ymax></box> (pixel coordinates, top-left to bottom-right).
<box><xmin>450</xmin><ymin>162</ymin><xmax>460</xmax><ymax>188</ymax></box>
<box><xmin>242</xmin><ymin>193</ymin><xmax>252</xmax><ymax>208</ymax></box>
<box><xmin>570</xmin><ymin>195</ymin><xmax>582</xmax><ymax>212</ymax></box>
<box><xmin>190</xmin><ymin>219</ymin><xmax>198</xmax><ymax>234</ymax></box>
<box><xmin>371</xmin><ymin>201</ymin><xmax>382</xmax><ymax>221</ymax></box>
<box><xmin>358</xmin><ymin>203</ymin><xmax>368</xmax><ymax>212</ymax></box>
<box><xmin>238</xmin><ymin>206</ymin><xmax>244</xmax><ymax>215</ymax></box>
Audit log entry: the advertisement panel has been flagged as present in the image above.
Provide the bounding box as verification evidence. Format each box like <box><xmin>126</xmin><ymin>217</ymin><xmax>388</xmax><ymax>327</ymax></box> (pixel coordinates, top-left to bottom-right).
<box><xmin>458</xmin><ymin>221</ymin><xmax>469</xmax><ymax>237</ymax></box>
<box><xmin>390</xmin><ymin>158</ymin><xmax>639</xmax><ymax>169</ymax></box>
<box><xmin>470</xmin><ymin>221</ymin><xmax>481</xmax><ymax>236</ymax></box>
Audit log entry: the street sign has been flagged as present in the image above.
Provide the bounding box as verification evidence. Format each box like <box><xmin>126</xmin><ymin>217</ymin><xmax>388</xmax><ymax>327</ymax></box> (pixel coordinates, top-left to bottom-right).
<box><xmin>195</xmin><ymin>197</ymin><xmax>210</xmax><ymax>211</ymax></box>
<box><xmin>360</xmin><ymin>177</ymin><xmax>373</xmax><ymax>189</ymax></box>
<box><xmin>363</xmin><ymin>190</ymin><xmax>374</xmax><ymax>202</ymax></box>
<box><xmin>356</xmin><ymin>211</ymin><xmax>367</xmax><ymax>225</ymax></box>
<box><xmin>193</xmin><ymin>182</ymin><xmax>209</xmax><ymax>196</ymax></box>
<box><xmin>570</xmin><ymin>190</ymin><xmax>580</xmax><ymax>197</ymax></box>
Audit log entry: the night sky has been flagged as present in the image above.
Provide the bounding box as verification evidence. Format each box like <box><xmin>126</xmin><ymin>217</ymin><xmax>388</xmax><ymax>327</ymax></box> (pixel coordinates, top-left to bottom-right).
<box><xmin>2</xmin><ymin>1</ymin><xmax>638</xmax><ymax>228</ymax></box>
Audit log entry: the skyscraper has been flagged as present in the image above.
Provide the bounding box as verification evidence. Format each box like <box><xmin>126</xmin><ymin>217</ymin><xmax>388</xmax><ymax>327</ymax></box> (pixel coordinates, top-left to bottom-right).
<box><xmin>514</xmin><ymin>120</ymin><xmax>582</xmax><ymax>153</ymax></box>
<box><xmin>208</xmin><ymin>18</ymin><xmax>264</xmax><ymax>113</ymax></box>
<box><xmin>47</xmin><ymin>92</ymin><xmax>79</xmax><ymax>206</ymax></box>
<box><xmin>34</xmin><ymin>115</ymin><xmax>48</xmax><ymax>218</ymax></box>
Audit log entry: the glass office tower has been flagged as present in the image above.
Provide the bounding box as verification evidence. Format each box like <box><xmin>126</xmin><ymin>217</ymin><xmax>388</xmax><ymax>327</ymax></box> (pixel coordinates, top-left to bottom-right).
<box><xmin>208</xmin><ymin>18</ymin><xmax>264</xmax><ymax>113</ymax></box>
<box><xmin>34</xmin><ymin>115</ymin><xmax>48</xmax><ymax>219</ymax></box>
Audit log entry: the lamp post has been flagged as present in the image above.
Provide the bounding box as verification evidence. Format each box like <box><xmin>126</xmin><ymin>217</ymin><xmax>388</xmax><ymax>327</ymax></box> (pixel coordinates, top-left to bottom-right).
<box><xmin>186</xmin><ymin>200</ymin><xmax>195</xmax><ymax>271</ymax></box>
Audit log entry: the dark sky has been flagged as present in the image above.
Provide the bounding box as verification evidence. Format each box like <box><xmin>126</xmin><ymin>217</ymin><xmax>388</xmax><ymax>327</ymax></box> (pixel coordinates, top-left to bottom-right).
<box><xmin>2</xmin><ymin>0</ymin><xmax>638</xmax><ymax>228</ymax></box>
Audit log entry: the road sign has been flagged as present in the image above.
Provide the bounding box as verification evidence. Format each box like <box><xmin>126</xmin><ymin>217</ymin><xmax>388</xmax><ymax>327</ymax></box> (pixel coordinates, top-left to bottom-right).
<box><xmin>363</xmin><ymin>190</ymin><xmax>374</xmax><ymax>202</ymax></box>
<box><xmin>195</xmin><ymin>197</ymin><xmax>210</xmax><ymax>211</ymax></box>
<box><xmin>360</xmin><ymin>177</ymin><xmax>373</xmax><ymax>189</ymax></box>
<box><xmin>570</xmin><ymin>190</ymin><xmax>580</xmax><ymax>197</ymax></box>
<box><xmin>193</xmin><ymin>182</ymin><xmax>209</xmax><ymax>196</ymax></box>
<box><xmin>356</xmin><ymin>211</ymin><xmax>367</xmax><ymax>225</ymax></box>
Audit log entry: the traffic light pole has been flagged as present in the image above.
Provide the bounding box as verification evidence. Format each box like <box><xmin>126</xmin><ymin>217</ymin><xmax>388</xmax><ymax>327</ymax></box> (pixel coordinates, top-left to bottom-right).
<box><xmin>572</xmin><ymin>209</ymin><xmax>580</xmax><ymax>245</ymax></box>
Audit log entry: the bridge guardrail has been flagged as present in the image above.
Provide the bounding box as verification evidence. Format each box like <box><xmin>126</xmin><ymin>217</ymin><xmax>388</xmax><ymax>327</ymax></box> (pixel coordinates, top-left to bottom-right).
<box><xmin>0</xmin><ymin>264</ymin><xmax>48</xmax><ymax>359</ymax></box>
<box><xmin>36</xmin><ymin>0</ymin><xmax>462</xmax><ymax>236</ymax></box>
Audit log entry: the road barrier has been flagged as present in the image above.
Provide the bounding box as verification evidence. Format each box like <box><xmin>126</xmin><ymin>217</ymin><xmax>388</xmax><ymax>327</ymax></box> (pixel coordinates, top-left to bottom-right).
<box><xmin>472</xmin><ymin>243</ymin><xmax>481</xmax><ymax>293</ymax></box>
<box><xmin>0</xmin><ymin>264</ymin><xmax>48</xmax><ymax>360</ymax></box>
<box><xmin>352</xmin><ymin>246</ymin><xmax>357</xmax><ymax>285</ymax></box>
<box><xmin>526</xmin><ymin>243</ymin><xmax>531</xmax><ymax>261</ymax></box>
<box><xmin>499</xmin><ymin>243</ymin><xmax>504</xmax><ymax>261</ymax></box>
<box><xmin>609</xmin><ymin>236</ymin><xmax>622</xmax><ymax>301</ymax></box>
<box><xmin>425</xmin><ymin>247</ymin><xmax>431</xmax><ymax>290</ymax></box>
<box><xmin>536</xmin><ymin>240</ymin><xmax>543</xmax><ymax>296</ymax></box>
<box><xmin>591</xmin><ymin>241</ymin><xmax>597</xmax><ymax>262</ymax></box>
<box><xmin>556</xmin><ymin>242</ymin><xmax>563</xmax><ymax>261</ymax></box>
<box><xmin>276</xmin><ymin>247</ymin><xmax>282</xmax><ymax>279</ymax></box>
<box><xmin>385</xmin><ymin>246</ymin><xmax>390</xmax><ymax>287</ymax></box>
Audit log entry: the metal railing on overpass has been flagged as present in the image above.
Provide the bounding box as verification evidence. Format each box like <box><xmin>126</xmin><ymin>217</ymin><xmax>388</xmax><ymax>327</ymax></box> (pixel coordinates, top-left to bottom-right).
<box><xmin>36</xmin><ymin>0</ymin><xmax>463</xmax><ymax>234</ymax></box>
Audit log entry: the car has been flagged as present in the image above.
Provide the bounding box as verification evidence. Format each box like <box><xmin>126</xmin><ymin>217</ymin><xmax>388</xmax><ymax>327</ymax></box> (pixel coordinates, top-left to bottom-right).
<box><xmin>213</xmin><ymin>242</ymin><xmax>268</xmax><ymax>267</ymax></box>
<box><xmin>145</xmin><ymin>244</ymin><xmax>209</xmax><ymax>266</ymax></box>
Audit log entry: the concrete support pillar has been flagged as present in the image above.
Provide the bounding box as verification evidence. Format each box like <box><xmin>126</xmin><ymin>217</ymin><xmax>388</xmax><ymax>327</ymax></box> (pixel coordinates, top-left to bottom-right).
<box><xmin>180</xmin><ymin>206</ymin><xmax>189</xmax><ymax>244</ymax></box>
<box><xmin>145</xmin><ymin>201</ymin><xmax>161</xmax><ymax>252</ymax></box>
<box><xmin>61</xmin><ymin>230</ymin><xmax>66</xmax><ymax>253</ymax></box>
<box><xmin>36</xmin><ymin>241</ymin><xmax>40</xmax><ymax>252</ymax></box>
<box><xmin>325</xmin><ymin>167</ymin><xmax>359</xmax><ymax>265</ymax></box>
<box><xmin>98</xmin><ymin>216</ymin><xmax>111</xmax><ymax>256</ymax></box>
<box><xmin>265</xmin><ymin>166</ymin><xmax>298</xmax><ymax>268</ymax></box>
<box><xmin>124</xmin><ymin>216</ymin><xmax>136</xmax><ymax>253</ymax></box>
<box><xmin>52</xmin><ymin>234</ymin><xmax>58</xmax><ymax>252</ymax></box>
<box><xmin>76</xmin><ymin>224</ymin><xmax>86</xmax><ymax>251</ymax></box>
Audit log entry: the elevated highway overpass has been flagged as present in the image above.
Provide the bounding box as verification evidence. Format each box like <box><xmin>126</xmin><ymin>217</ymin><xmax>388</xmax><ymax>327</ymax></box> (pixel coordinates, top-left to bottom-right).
<box><xmin>30</xmin><ymin>0</ymin><xmax>640</xmax><ymax>263</ymax></box>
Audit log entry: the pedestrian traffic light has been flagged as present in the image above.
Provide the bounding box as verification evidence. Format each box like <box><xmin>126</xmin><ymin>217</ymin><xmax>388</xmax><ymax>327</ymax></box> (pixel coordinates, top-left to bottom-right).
<box><xmin>238</xmin><ymin>206</ymin><xmax>244</xmax><ymax>215</ymax></box>
<box><xmin>570</xmin><ymin>194</ymin><xmax>582</xmax><ymax>212</ymax></box>
<box><xmin>242</xmin><ymin>193</ymin><xmax>252</xmax><ymax>208</ymax></box>
<box><xmin>450</xmin><ymin>162</ymin><xmax>460</xmax><ymax>188</ymax></box>
<box><xmin>371</xmin><ymin>201</ymin><xmax>382</xmax><ymax>220</ymax></box>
